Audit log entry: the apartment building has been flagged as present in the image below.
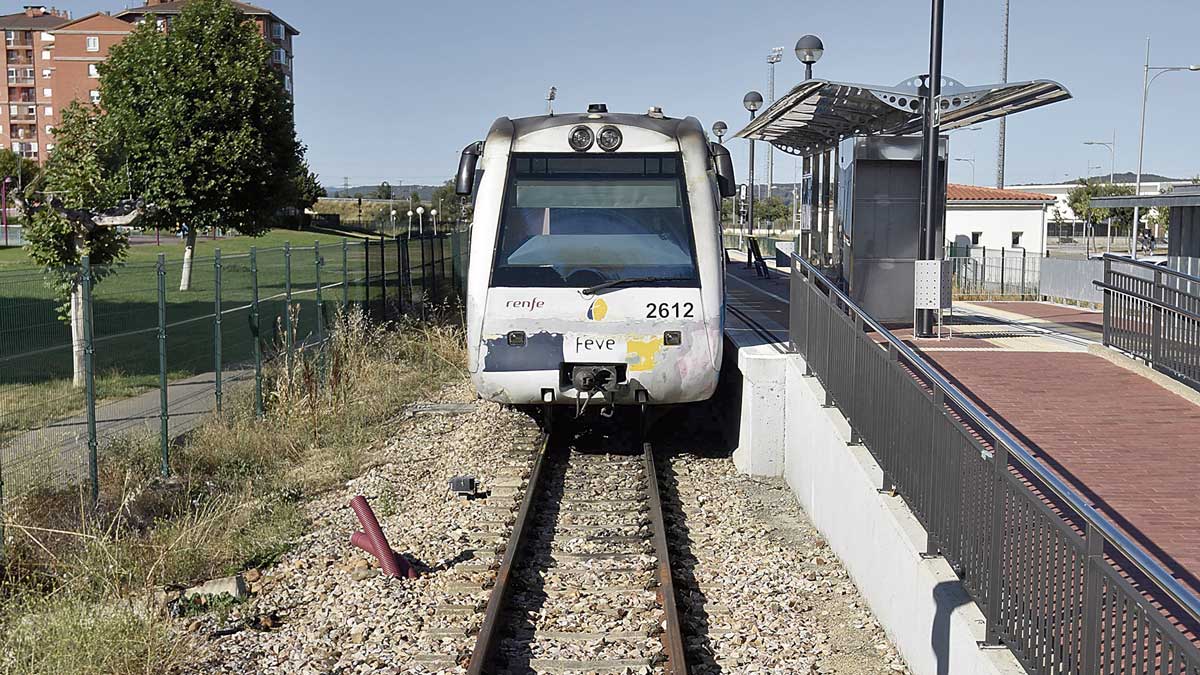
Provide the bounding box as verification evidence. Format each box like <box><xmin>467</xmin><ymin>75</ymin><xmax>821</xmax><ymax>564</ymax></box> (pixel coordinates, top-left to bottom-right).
<box><xmin>0</xmin><ymin>1</ymin><xmax>297</xmax><ymax>163</ymax></box>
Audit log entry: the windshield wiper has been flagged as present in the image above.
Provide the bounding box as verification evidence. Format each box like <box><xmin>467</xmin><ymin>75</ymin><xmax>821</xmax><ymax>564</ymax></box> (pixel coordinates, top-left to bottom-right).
<box><xmin>581</xmin><ymin>276</ymin><xmax>695</xmax><ymax>296</ymax></box>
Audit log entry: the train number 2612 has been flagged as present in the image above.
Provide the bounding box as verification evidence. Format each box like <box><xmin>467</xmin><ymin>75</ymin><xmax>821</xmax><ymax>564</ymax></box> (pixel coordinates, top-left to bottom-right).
<box><xmin>646</xmin><ymin>302</ymin><xmax>694</xmax><ymax>318</ymax></box>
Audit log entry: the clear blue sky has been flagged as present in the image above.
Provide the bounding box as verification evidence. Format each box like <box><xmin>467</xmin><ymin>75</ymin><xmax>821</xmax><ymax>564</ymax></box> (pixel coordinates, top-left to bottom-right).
<box><xmin>42</xmin><ymin>1</ymin><xmax>1200</xmax><ymax>188</ymax></box>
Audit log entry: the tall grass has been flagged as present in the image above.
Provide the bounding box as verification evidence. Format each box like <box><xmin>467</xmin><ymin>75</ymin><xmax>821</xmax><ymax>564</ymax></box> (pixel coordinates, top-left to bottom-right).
<box><xmin>0</xmin><ymin>308</ymin><xmax>466</xmax><ymax>674</ymax></box>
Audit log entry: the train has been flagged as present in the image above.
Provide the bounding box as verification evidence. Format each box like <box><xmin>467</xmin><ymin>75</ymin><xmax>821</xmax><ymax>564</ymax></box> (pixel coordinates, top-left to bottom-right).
<box><xmin>454</xmin><ymin>104</ymin><xmax>736</xmax><ymax>416</ymax></box>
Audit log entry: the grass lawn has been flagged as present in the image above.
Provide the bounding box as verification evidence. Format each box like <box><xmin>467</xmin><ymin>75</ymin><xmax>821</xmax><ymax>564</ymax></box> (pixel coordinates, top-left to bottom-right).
<box><xmin>0</xmin><ymin>230</ymin><xmax>457</xmax><ymax>440</ymax></box>
<box><xmin>0</xmin><ymin>228</ymin><xmax>354</xmax><ymax>271</ymax></box>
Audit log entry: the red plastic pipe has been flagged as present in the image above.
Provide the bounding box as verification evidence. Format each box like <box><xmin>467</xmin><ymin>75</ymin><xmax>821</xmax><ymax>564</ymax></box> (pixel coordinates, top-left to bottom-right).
<box><xmin>349</xmin><ymin>531</ymin><xmax>416</xmax><ymax>578</ymax></box>
<box><xmin>349</xmin><ymin>495</ymin><xmax>403</xmax><ymax>578</ymax></box>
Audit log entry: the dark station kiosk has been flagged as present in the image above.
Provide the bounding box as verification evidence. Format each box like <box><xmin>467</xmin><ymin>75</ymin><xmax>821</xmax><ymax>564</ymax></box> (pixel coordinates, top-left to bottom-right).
<box><xmin>735</xmin><ymin>75</ymin><xmax>1071</xmax><ymax>325</ymax></box>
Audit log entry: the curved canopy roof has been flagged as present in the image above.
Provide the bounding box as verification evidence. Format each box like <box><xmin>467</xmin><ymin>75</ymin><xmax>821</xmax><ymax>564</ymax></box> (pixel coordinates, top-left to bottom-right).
<box><xmin>735</xmin><ymin>75</ymin><xmax>1071</xmax><ymax>156</ymax></box>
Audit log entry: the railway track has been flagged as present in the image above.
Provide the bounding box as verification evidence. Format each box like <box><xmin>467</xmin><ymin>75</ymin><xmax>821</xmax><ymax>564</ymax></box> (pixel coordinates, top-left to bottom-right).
<box><xmin>465</xmin><ymin>434</ymin><xmax>687</xmax><ymax>675</ymax></box>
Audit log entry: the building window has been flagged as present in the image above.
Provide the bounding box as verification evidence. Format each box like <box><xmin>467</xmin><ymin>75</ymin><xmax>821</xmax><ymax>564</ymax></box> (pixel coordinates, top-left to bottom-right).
<box><xmin>271</xmin><ymin>22</ymin><xmax>285</xmax><ymax>40</ymax></box>
<box><xmin>89</xmin><ymin>90</ymin><xmax>100</xmax><ymax>104</ymax></box>
<box><xmin>272</xmin><ymin>48</ymin><xmax>286</xmax><ymax>65</ymax></box>
<box><xmin>156</xmin><ymin>18</ymin><xmax>167</xmax><ymax>32</ymax></box>
<box><xmin>45</xmin><ymin>124</ymin><xmax>52</xmax><ymax>134</ymax></box>
<box><xmin>86</xmin><ymin>36</ymin><xmax>99</xmax><ymax>52</ymax></box>
<box><xmin>283</xmin><ymin>74</ymin><xmax>292</xmax><ymax>94</ymax></box>
<box><xmin>971</xmin><ymin>231</ymin><xmax>982</xmax><ymax>246</ymax></box>
<box><xmin>88</xmin><ymin>63</ymin><xmax>99</xmax><ymax>78</ymax></box>
<box><xmin>41</xmin><ymin>50</ymin><xmax>50</xmax><ymax>60</ymax></box>
<box><xmin>43</xmin><ymin>105</ymin><xmax>51</xmax><ymax>116</ymax></box>
<box><xmin>41</xmin><ymin>68</ymin><xmax>52</xmax><ymax>78</ymax></box>
<box><xmin>1011</xmin><ymin>231</ymin><xmax>1023</xmax><ymax>247</ymax></box>
<box><xmin>42</xmin><ymin>87</ymin><xmax>51</xmax><ymax>97</ymax></box>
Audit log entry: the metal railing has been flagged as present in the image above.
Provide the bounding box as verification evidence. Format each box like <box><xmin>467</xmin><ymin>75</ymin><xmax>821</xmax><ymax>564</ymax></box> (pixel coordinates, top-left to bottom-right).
<box><xmin>1097</xmin><ymin>254</ymin><xmax>1200</xmax><ymax>390</ymax></box>
<box><xmin>948</xmin><ymin>249</ymin><xmax>1040</xmax><ymax>299</ymax></box>
<box><xmin>789</xmin><ymin>252</ymin><xmax>1200</xmax><ymax>674</ymax></box>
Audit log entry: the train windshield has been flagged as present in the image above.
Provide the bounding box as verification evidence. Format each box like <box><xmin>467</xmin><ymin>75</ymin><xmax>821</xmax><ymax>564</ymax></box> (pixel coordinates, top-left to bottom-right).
<box><xmin>491</xmin><ymin>153</ymin><xmax>699</xmax><ymax>288</ymax></box>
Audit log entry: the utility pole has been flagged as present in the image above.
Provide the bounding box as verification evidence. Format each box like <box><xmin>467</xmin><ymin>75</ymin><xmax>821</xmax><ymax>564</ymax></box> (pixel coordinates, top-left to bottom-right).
<box><xmin>766</xmin><ymin>47</ymin><xmax>783</xmax><ymax>200</ymax></box>
<box><xmin>996</xmin><ymin>0</ymin><xmax>1010</xmax><ymax>188</ymax></box>
<box><xmin>916</xmin><ymin>0</ymin><xmax>945</xmax><ymax>339</ymax></box>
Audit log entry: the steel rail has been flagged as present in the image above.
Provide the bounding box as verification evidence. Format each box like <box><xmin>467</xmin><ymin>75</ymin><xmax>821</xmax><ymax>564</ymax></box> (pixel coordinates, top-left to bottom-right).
<box><xmin>1092</xmin><ymin>280</ymin><xmax>1200</xmax><ymax>322</ymax></box>
<box><xmin>791</xmin><ymin>252</ymin><xmax>1200</xmax><ymax>625</ymax></box>
<box><xmin>643</xmin><ymin>442</ymin><xmax>688</xmax><ymax>675</ymax></box>
<box><xmin>466</xmin><ymin>436</ymin><xmax>550</xmax><ymax>675</ymax></box>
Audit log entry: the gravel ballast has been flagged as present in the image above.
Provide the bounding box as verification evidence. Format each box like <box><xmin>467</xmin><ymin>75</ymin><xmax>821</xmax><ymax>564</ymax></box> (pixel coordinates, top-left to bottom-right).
<box><xmin>182</xmin><ymin>383</ymin><xmax>909</xmax><ymax>674</ymax></box>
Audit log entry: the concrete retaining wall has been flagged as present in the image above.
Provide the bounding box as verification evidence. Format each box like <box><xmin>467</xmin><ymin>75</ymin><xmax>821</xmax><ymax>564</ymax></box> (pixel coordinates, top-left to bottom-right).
<box><xmin>730</xmin><ymin>346</ymin><xmax>1023</xmax><ymax>675</ymax></box>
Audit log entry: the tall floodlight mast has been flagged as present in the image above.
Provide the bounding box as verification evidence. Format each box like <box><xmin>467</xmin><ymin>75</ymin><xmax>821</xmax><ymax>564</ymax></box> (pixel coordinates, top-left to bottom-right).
<box><xmin>996</xmin><ymin>0</ymin><xmax>1010</xmax><ymax>188</ymax></box>
<box><xmin>766</xmin><ymin>47</ymin><xmax>783</xmax><ymax>200</ymax></box>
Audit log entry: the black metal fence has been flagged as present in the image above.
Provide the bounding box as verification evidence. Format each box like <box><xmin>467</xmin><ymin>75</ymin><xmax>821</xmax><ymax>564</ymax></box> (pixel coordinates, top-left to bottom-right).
<box><xmin>1098</xmin><ymin>254</ymin><xmax>1200</xmax><ymax>390</ymax></box>
<box><xmin>789</xmin><ymin>253</ymin><xmax>1200</xmax><ymax>674</ymax></box>
<box><xmin>0</xmin><ymin>233</ymin><xmax>465</xmax><ymax>514</ymax></box>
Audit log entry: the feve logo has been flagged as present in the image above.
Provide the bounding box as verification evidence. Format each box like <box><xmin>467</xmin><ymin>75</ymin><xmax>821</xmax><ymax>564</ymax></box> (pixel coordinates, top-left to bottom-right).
<box><xmin>505</xmin><ymin>298</ymin><xmax>544</xmax><ymax>312</ymax></box>
<box><xmin>587</xmin><ymin>298</ymin><xmax>608</xmax><ymax>321</ymax></box>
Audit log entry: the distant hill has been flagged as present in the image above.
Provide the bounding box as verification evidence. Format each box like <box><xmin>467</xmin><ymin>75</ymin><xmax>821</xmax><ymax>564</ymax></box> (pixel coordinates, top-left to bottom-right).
<box><xmin>325</xmin><ymin>184</ymin><xmax>442</xmax><ymax>200</ymax></box>
<box><xmin>1021</xmin><ymin>172</ymin><xmax>1188</xmax><ymax>186</ymax></box>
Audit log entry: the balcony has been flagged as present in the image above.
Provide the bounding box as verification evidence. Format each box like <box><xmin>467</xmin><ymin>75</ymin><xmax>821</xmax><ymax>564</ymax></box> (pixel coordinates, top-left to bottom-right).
<box><xmin>6</xmin><ymin>76</ymin><xmax>34</xmax><ymax>86</ymax></box>
<box><xmin>8</xmin><ymin>126</ymin><xmax>38</xmax><ymax>140</ymax></box>
<box><xmin>5</xmin><ymin>52</ymin><xmax>32</xmax><ymax>65</ymax></box>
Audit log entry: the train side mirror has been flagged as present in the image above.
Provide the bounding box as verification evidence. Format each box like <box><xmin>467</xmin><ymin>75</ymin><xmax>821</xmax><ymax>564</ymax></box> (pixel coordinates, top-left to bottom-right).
<box><xmin>710</xmin><ymin>142</ymin><xmax>737</xmax><ymax>198</ymax></box>
<box><xmin>455</xmin><ymin>141</ymin><xmax>483</xmax><ymax>196</ymax></box>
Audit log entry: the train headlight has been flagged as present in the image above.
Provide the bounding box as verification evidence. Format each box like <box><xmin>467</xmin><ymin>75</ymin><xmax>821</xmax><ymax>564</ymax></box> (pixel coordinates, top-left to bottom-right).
<box><xmin>568</xmin><ymin>125</ymin><xmax>594</xmax><ymax>152</ymax></box>
<box><xmin>506</xmin><ymin>331</ymin><xmax>526</xmax><ymax>347</ymax></box>
<box><xmin>597</xmin><ymin>125</ymin><xmax>623</xmax><ymax>152</ymax></box>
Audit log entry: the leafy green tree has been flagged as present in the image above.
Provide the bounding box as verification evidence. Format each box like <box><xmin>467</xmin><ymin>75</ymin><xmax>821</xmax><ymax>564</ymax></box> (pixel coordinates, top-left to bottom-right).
<box><xmin>23</xmin><ymin>103</ymin><xmax>129</xmax><ymax>386</ymax></box>
<box><xmin>99</xmin><ymin>0</ymin><xmax>302</xmax><ymax>290</ymax></box>
<box><xmin>374</xmin><ymin>181</ymin><xmax>393</xmax><ymax>200</ymax></box>
<box><xmin>1067</xmin><ymin>180</ymin><xmax>1135</xmax><ymax>245</ymax></box>
<box><xmin>0</xmin><ymin>149</ymin><xmax>40</xmax><ymax>207</ymax></box>
<box><xmin>289</xmin><ymin>159</ymin><xmax>325</xmax><ymax>211</ymax></box>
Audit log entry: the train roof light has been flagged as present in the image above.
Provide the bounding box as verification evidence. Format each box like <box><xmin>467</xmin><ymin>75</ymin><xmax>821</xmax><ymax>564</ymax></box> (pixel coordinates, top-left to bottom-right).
<box><xmin>568</xmin><ymin>125</ymin><xmax>594</xmax><ymax>151</ymax></box>
<box><xmin>597</xmin><ymin>125</ymin><xmax>623</xmax><ymax>152</ymax></box>
<box><xmin>587</xmin><ymin>103</ymin><xmax>608</xmax><ymax>113</ymax></box>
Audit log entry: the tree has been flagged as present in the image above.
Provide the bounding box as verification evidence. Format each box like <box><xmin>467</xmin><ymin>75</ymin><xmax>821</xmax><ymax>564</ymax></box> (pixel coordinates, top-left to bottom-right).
<box><xmin>99</xmin><ymin>0</ymin><xmax>302</xmax><ymax>290</ymax></box>
<box><xmin>288</xmin><ymin>159</ymin><xmax>325</xmax><ymax>211</ymax></box>
<box><xmin>0</xmin><ymin>149</ymin><xmax>40</xmax><ymax>206</ymax></box>
<box><xmin>374</xmin><ymin>181</ymin><xmax>393</xmax><ymax>200</ymax></box>
<box><xmin>1066</xmin><ymin>180</ymin><xmax>1135</xmax><ymax>247</ymax></box>
<box><xmin>23</xmin><ymin>103</ymin><xmax>129</xmax><ymax>386</ymax></box>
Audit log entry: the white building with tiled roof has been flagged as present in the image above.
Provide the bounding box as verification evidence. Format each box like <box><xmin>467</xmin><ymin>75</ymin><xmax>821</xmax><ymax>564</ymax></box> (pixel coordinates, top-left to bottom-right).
<box><xmin>945</xmin><ymin>183</ymin><xmax>1056</xmax><ymax>256</ymax></box>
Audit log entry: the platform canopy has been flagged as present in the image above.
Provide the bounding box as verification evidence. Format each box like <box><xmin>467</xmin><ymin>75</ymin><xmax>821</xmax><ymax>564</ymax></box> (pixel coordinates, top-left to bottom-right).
<box><xmin>1091</xmin><ymin>185</ymin><xmax>1200</xmax><ymax>208</ymax></box>
<box><xmin>735</xmin><ymin>75</ymin><xmax>1071</xmax><ymax>156</ymax></box>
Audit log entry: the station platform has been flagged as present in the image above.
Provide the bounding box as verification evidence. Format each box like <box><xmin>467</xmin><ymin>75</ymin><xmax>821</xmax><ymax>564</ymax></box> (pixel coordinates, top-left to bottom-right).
<box><xmin>724</xmin><ymin>254</ymin><xmax>1200</xmax><ymax>596</ymax></box>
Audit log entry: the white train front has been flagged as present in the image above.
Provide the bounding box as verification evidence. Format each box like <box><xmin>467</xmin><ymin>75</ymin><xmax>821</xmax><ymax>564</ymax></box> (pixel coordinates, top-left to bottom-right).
<box><xmin>455</xmin><ymin>105</ymin><xmax>736</xmax><ymax>409</ymax></box>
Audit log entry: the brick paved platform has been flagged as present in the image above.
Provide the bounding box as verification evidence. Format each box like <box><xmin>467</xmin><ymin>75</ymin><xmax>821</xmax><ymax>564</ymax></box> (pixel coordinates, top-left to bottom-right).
<box><xmin>724</xmin><ymin>271</ymin><xmax>1200</xmax><ymax>594</ymax></box>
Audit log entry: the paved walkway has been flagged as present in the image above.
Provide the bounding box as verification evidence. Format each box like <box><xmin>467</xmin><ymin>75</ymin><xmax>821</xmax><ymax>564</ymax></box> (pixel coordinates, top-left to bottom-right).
<box><xmin>724</xmin><ymin>262</ymin><xmax>1200</xmax><ymax>594</ymax></box>
<box><xmin>0</xmin><ymin>369</ymin><xmax>249</xmax><ymax>495</ymax></box>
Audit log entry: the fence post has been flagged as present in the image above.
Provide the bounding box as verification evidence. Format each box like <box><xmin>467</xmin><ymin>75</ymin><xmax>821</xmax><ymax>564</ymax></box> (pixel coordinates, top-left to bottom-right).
<box><xmin>431</xmin><ymin>235</ymin><xmax>440</xmax><ymax>309</ymax></box>
<box><xmin>1080</xmin><ymin>523</ymin><xmax>1105</xmax><ymax>675</ymax></box>
<box><xmin>401</xmin><ymin>233</ymin><xmax>412</xmax><ymax>315</ymax></box>
<box><xmin>1020</xmin><ymin>249</ymin><xmax>1027</xmax><ymax>296</ymax></box>
<box><xmin>363</xmin><ymin>235</ymin><xmax>371</xmax><ymax>317</ymax></box>
<box><xmin>400</xmin><ymin>234</ymin><xmax>410</xmax><ymax>314</ymax></box>
<box><xmin>1000</xmin><ymin>247</ymin><xmax>1006</xmax><ymax>296</ymax></box>
<box><xmin>314</xmin><ymin>241</ymin><xmax>324</xmax><ymax>345</ymax></box>
<box><xmin>341</xmin><ymin>239</ymin><xmax>349</xmax><ymax>312</ymax></box>
<box><xmin>1102</xmin><ymin>257</ymin><xmax>1112</xmax><ymax>347</ymax></box>
<box><xmin>284</xmin><ymin>242</ymin><xmax>294</xmax><ymax>389</ymax></box>
<box><xmin>849</xmin><ymin>313</ymin><xmax>863</xmax><ymax>445</ymax></box>
<box><xmin>378</xmin><ymin>235</ymin><xmax>387</xmax><ymax>321</ymax></box>
<box><xmin>80</xmin><ymin>256</ymin><xmax>99</xmax><ymax>507</ymax></box>
<box><xmin>156</xmin><ymin>254</ymin><xmax>170</xmax><ymax>478</ymax></box>
<box><xmin>250</xmin><ymin>248</ymin><xmax>264</xmax><ymax>420</ymax></box>
<box><xmin>213</xmin><ymin>248</ymin><xmax>223</xmax><ymax>415</ymax></box>
<box><xmin>984</xmin><ymin>442</ymin><xmax>1009</xmax><ymax>645</ymax></box>
<box><xmin>1150</xmin><ymin>268</ymin><xmax>1163</xmax><ymax>368</ymax></box>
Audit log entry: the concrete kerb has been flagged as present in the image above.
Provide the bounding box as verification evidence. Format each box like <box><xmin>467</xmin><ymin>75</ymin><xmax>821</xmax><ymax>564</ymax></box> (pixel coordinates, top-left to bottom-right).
<box><xmin>728</xmin><ymin>344</ymin><xmax>1023</xmax><ymax>675</ymax></box>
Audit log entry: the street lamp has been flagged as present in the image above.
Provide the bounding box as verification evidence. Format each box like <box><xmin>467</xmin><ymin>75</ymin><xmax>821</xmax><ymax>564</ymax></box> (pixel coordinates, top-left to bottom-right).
<box><xmin>712</xmin><ymin>120</ymin><xmax>727</xmax><ymax>144</ymax></box>
<box><xmin>1084</xmin><ymin>136</ymin><xmax>1116</xmax><ymax>250</ymax></box>
<box><xmin>390</xmin><ymin>208</ymin><xmax>397</xmax><ymax>236</ymax></box>
<box><xmin>953</xmin><ymin>157</ymin><xmax>976</xmax><ymax>185</ymax></box>
<box><xmin>406</xmin><ymin>209</ymin><xmax>414</xmax><ymax>236</ymax></box>
<box><xmin>430</xmin><ymin>208</ymin><xmax>438</xmax><ymax>236</ymax></box>
<box><xmin>1132</xmin><ymin>36</ymin><xmax>1200</xmax><ymax>258</ymax></box>
<box><xmin>416</xmin><ymin>206</ymin><xmax>425</xmax><ymax>236</ymax></box>
<box><xmin>1</xmin><ymin>176</ymin><xmax>11</xmax><ymax>247</ymax></box>
<box><xmin>794</xmin><ymin>34</ymin><xmax>824</xmax><ymax>80</ymax></box>
<box><xmin>743</xmin><ymin>91</ymin><xmax>763</xmax><ymax>252</ymax></box>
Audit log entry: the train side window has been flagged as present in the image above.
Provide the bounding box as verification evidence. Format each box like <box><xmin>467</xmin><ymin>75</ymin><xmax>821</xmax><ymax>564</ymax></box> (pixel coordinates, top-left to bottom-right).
<box><xmin>661</xmin><ymin>157</ymin><xmax>677</xmax><ymax>174</ymax></box>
